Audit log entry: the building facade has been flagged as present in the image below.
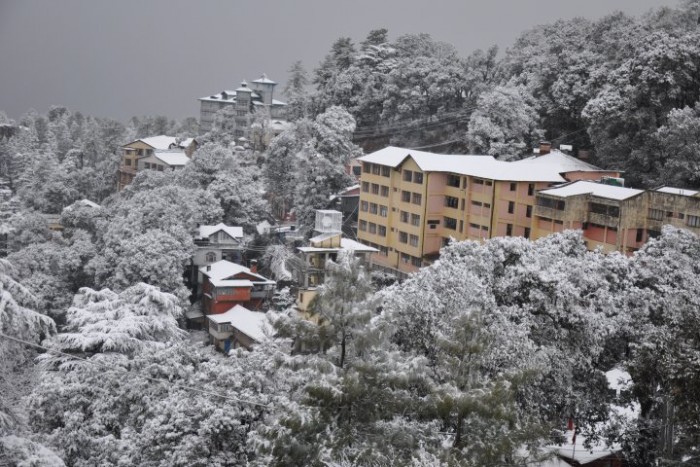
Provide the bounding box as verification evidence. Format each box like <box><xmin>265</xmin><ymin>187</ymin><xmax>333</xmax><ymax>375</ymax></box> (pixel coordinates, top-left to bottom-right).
<box><xmin>117</xmin><ymin>136</ymin><xmax>196</xmax><ymax>191</ymax></box>
<box><xmin>533</xmin><ymin>182</ymin><xmax>700</xmax><ymax>253</ymax></box>
<box><xmin>199</xmin><ymin>260</ymin><xmax>275</xmax><ymax>315</ymax></box>
<box><xmin>356</xmin><ymin>146</ymin><xmax>620</xmax><ymax>275</ymax></box>
<box><xmin>198</xmin><ymin>74</ymin><xmax>288</xmax><ymax>135</ymax></box>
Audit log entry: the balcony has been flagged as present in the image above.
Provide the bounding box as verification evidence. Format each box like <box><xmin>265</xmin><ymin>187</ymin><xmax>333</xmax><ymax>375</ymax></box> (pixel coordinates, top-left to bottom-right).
<box><xmin>118</xmin><ymin>165</ymin><xmax>136</xmax><ymax>175</ymax></box>
<box><xmin>587</xmin><ymin>212</ymin><xmax>619</xmax><ymax>229</ymax></box>
<box><xmin>533</xmin><ymin>205</ymin><xmax>566</xmax><ymax>221</ymax></box>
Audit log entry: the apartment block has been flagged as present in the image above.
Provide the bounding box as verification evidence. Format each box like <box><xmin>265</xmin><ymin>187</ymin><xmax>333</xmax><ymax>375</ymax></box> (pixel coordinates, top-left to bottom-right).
<box><xmin>533</xmin><ymin>183</ymin><xmax>700</xmax><ymax>253</ymax></box>
<box><xmin>356</xmin><ymin>146</ymin><xmax>620</xmax><ymax>275</ymax></box>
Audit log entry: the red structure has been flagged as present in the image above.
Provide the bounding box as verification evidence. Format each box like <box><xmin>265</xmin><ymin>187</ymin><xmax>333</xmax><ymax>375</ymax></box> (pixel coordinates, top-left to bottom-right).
<box><xmin>200</xmin><ymin>260</ymin><xmax>275</xmax><ymax>314</ymax></box>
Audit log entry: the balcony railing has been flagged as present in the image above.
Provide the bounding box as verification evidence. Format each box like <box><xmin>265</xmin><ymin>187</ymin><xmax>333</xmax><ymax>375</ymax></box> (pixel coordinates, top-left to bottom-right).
<box><xmin>533</xmin><ymin>205</ymin><xmax>566</xmax><ymax>221</ymax></box>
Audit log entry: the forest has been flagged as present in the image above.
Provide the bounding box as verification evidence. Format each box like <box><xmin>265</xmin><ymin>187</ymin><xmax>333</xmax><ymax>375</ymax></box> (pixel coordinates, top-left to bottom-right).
<box><xmin>1</xmin><ymin>1</ymin><xmax>700</xmax><ymax>466</ymax></box>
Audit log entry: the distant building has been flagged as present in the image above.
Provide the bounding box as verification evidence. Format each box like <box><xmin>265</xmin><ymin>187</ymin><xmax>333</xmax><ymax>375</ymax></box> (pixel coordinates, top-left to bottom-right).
<box><xmin>198</xmin><ymin>74</ymin><xmax>288</xmax><ymax>136</ymax></box>
<box><xmin>117</xmin><ymin>136</ymin><xmax>196</xmax><ymax>191</ymax></box>
<box><xmin>206</xmin><ymin>304</ymin><xmax>271</xmax><ymax>352</ymax></box>
<box><xmin>294</xmin><ymin>210</ymin><xmax>377</xmax><ymax>314</ymax></box>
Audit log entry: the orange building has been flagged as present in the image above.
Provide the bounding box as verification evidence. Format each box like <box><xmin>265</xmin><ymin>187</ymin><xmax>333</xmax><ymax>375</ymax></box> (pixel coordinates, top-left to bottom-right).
<box><xmin>117</xmin><ymin>136</ymin><xmax>196</xmax><ymax>191</ymax></box>
<box><xmin>356</xmin><ymin>145</ymin><xmax>619</xmax><ymax>275</ymax></box>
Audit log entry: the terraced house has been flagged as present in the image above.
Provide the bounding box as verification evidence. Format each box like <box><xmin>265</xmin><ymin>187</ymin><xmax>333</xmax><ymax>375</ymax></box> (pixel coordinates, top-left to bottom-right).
<box><xmin>356</xmin><ymin>145</ymin><xmax>620</xmax><ymax>275</ymax></box>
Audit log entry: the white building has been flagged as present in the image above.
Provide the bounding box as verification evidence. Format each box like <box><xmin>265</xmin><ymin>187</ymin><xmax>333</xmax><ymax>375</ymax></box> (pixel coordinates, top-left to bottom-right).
<box><xmin>198</xmin><ymin>74</ymin><xmax>288</xmax><ymax>135</ymax></box>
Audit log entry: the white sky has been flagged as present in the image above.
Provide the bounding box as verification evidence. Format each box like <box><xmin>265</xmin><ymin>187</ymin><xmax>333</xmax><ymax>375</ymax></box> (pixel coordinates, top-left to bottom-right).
<box><xmin>0</xmin><ymin>0</ymin><xmax>679</xmax><ymax>121</ymax></box>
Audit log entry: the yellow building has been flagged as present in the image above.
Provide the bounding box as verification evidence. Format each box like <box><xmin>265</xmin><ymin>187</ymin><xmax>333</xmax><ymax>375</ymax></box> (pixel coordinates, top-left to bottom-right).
<box><xmin>532</xmin><ymin>182</ymin><xmax>700</xmax><ymax>254</ymax></box>
<box><xmin>117</xmin><ymin>136</ymin><xmax>196</xmax><ymax>191</ymax></box>
<box><xmin>356</xmin><ymin>146</ymin><xmax>620</xmax><ymax>275</ymax></box>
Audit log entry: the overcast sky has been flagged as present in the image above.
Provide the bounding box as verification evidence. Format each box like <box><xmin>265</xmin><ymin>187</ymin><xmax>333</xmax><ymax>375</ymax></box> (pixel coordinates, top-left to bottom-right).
<box><xmin>0</xmin><ymin>0</ymin><xmax>678</xmax><ymax>122</ymax></box>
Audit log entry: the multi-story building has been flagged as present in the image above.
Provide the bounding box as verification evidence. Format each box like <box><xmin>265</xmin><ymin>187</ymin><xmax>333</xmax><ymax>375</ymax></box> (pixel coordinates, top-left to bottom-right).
<box><xmin>356</xmin><ymin>145</ymin><xmax>620</xmax><ymax>275</ymax></box>
<box><xmin>198</xmin><ymin>74</ymin><xmax>287</xmax><ymax>135</ymax></box>
<box><xmin>206</xmin><ymin>304</ymin><xmax>271</xmax><ymax>352</ymax></box>
<box><xmin>117</xmin><ymin>136</ymin><xmax>196</xmax><ymax>191</ymax></box>
<box><xmin>199</xmin><ymin>260</ymin><xmax>275</xmax><ymax>315</ymax></box>
<box><xmin>533</xmin><ymin>182</ymin><xmax>700</xmax><ymax>253</ymax></box>
<box><xmin>294</xmin><ymin>210</ymin><xmax>377</xmax><ymax>313</ymax></box>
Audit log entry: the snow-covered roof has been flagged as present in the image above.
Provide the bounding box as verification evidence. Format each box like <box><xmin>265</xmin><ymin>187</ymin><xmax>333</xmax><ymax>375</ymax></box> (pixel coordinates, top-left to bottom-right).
<box><xmin>207</xmin><ymin>305</ymin><xmax>272</xmax><ymax>342</ymax></box>
<box><xmin>358</xmin><ymin>146</ymin><xmax>569</xmax><ymax>183</ymax></box>
<box><xmin>271</xmin><ymin>99</ymin><xmax>287</xmax><ymax>106</ymax></box>
<box><xmin>178</xmin><ymin>138</ymin><xmax>195</xmax><ymax>148</ymax></box>
<box><xmin>538</xmin><ymin>180</ymin><xmax>644</xmax><ymax>201</ymax></box>
<box><xmin>252</xmin><ymin>74</ymin><xmax>277</xmax><ymax>85</ymax></box>
<box><xmin>77</xmin><ymin>199</ymin><xmax>100</xmax><ymax>208</ymax></box>
<box><xmin>200</xmin><ymin>260</ymin><xmax>274</xmax><ymax>285</ymax></box>
<box><xmin>310</xmin><ymin>232</ymin><xmax>339</xmax><ymax>243</ymax></box>
<box><xmin>154</xmin><ymin>151</ymin><xmax>189</xmax><ymax>166</ymax></box>
<box><xmin>210</xmin><ymin>279</ymin><xmax>254</xmax><ymax>288</ymax></box>
<box><xmin>552</xmin><ymin>430</ymin><xmax>620</xmax><ymax>464</ymax></box>
<box><xmin>136</xmin><ymin>135</ymin><xmax>178</xmax><ymax>150</ymax></box>
<box><xmin>655</xmin><ymin>186</ymin><xmax>700</xmax><ymax>197</ymax></box>
<box><xmin>298</xmin><ymin>237</ymin><xmax>379</xmax><ymax>254</ymax></box>
<box><xmin>197</xmin><ymin>223</ymin><xmax>244</xmax><ymax>240</ymax></box>
<box><xmin>236</xmin><ymin>80</ymin><xmax>252</xmax><ymax>93</ymax></box>
<box><xmin>513</xmin><ymin>150</ymin><xmax>608</xmax><ymax>173</ymax></box>
<box><xmin>199</xmin><ymin>93</ymin><xmax>237</xmax><ymax>103</ymax></box>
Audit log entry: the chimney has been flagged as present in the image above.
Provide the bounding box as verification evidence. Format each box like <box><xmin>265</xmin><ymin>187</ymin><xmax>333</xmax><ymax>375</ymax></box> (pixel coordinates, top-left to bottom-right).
<box><xmin>538</xmin><ymin>141</ymin><xmax>552</xmax><ymax>155</ymax></box>
<box><xmin>250</xmin><ymin>259</ymin><xmax>258</xmax><ymax>273</ymax></box>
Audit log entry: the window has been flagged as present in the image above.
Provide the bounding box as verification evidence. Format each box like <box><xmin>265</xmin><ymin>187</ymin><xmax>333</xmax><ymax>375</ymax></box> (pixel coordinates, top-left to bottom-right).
<box><xmin>125</xmin><ymin>159</ymin><xmax>132</xmax><ymax>166</ymax></box>
<box><xmin>401</xmin><ymin>190</ymin><xmax>411</xmax><ymax>202</ymax></box>
<box><xmin>412</xmin><ymin>193</ymin><xmax>422</xmax><ymax>205</ymax></box>
<box><xmin>360</xmin><ymin>201</ymin><xmax>368</xmax><ymax>212</ymax></box>
<box><xmin>379</xmin><ymin>246</ymin><xmax>388</xmax><ymax>256</ymax></box>
<box><xmin>379</xmin><ymin>205</ymin><xmax>388</xmax><ymax>217</ymax></box>
<box><xmin>414</xmin><ymin>172</ymin><xmax>424</xmax><ymax>184</ymax></box>
<box><xmin>462</xmin><ymin>177</ymin><xmax>468</xmax><ymax>189</ymax></box>
<box><xmin>403</xmin><ymin>170</ymin><xmax>413</xmax><ymax>182</ymax></box>
<box><xmin>447</xmin><ymin>174</ymin><xmax>461</xmax><ymax>187</ymax></box>
<box><xmin>687</xmin><ymin>215</ymin><xmax>700</xmax><ymax>228</ymax></box>
<box><xmin>506</xmin><ymin>224</ymin><xmax>513</xmax><ymax>236</ymax></box>
<box><xmin>144</xmin><ymin>162</ymin><xmax>151</xmax><ymax>169</ymax></box>
<box><xmin>369</xmin><ymin>223</ymin><xmax>377</xmax><ymax>234</ymax></box>
<box><xmin>526</xmin><ymin>205</ymin><xmax>532</xmax><ymax>218</ymax></box>
<box><xmin>537</xmin><ymin>197</ymin><xmax>566</xmax><ymax>210</ymax></box>
<box><xmin>369</xmin><ymin>203</ymin><xmax>378</xmax><ymax>214</ymax></box>
<box><xmin>445</xmin><ymin>196</ymin><xmax>459</xmax><ymax>209</ymax></box>
<box><xmin>381</xmin><ymin>166</ymin><xmax>391</xmax><ymax>177</ymax></box>
<box><xmin>378</xmin><ymin>225</ymin><xmax>387</xmax><ymax>237</ymax></box>
<box><xmin>636</xmin><ymin>229</ymin><xmax>644</xmax><ymax>242</ymax></box>
<box><xmin>409</xmin><ymin>234</ymin><xmax>419</xmax><ymax>247</ymax></box>
<box><xmin>372</xmin><ymin>164</ymin><xmax>381</xmax><ymax>175</ymax></box>
<box><xmin>459</xmin><ymin>220</ymin><xmax>463</xmax><ymax>233</ymax></box>
<box><xmin>469</xmin><ymin>223</ymin><xmax>480</xmax><ymax>230</ymax></box>
<box><xmin>411</xmin><ymin>256</ymin><xmax>422</xmax><ymax>267</ymax></box>
<box><xmin>359</xmin><ymin>220</ymin><xmax>367</xmax><ymax>231</ymax></box>
<box><xmin>399</xmin><ymin>231</ymin><xmax>408</xmax><ymax>243</ymax></box>
<box><xmin>400</xmin><ymin>253</ymin><xmax>410</xmax><ymax>263</ymax></box>
<box><xmin>205</xmin><ymin>252</ymin><xmax>216</xmax><ymax>263</ymax></box>
<box><xmin>157</xmin><ymin>165</ymin><xmax>164</xmax><ymax>171</ymax></box>
<box><xmin>591</xmin><ymin>203</ymin><xmax>619</xmax><ymax>217</ymax></box>
<box><xmin>427</xmin><ymin>219</ymin><xmax>440</xmax><ymax>229</ymax></box>
<box><xmin>460</xmin><ymin>199</ymin><xmax>465</xmax><ymax>211</ymax></box>
<box><xmin>474</xmin><ymin>178</ymin><xmax>484</xmax><ymax>185</ymax></box>
<box><xmin>442</xmin><ymin>237</ymin><xmax>451</xmax><ymax>247</ymax></box>
<box><xmin>508</xmin><ymin>201</ymin><xmax>515</xmax><ymax>214</ymax></box>
<box><xmin>363</xmin><ymin>162</ymin><xmax>371</xmax><ymax>173</ymax></box>
<box><xmin>444</xmin><ymin>217</ymin><xmax>457</xmax><ymax>230</ymax></box>
<box><xmin>648</xmin><ymin>208</ymin><xmax>664</xmax><ymax>221</ymax></box>
<box><xmin>524</xmin><ymin>227</ymin><xmax>531</xmax><ymax>239</ymax></box>
<box><xmin>485</xmin><ymin>180</ymin><xmax>493</xmax><ymax>186</ymax></box>
<box><xmin>353</xmin><ymin>166</ymin><xmax>362</xmax><ymax>177</ymax></box>
<box><xmin>471</xmin><ymin>200</ymin><xmax>482</xmax><ymax>207</ymax></box>
<box><xmin>528</xmin><ymin>183</ymin><xmax>535</xmax><ymax>196</ymax></box>
<box><xmin>371</xmin><ymin>183</ymin><xmax>379</xmax><ymax>195</ymax></box>
<box><xmin>362</xmin><ymin>181</ymin><xmax>369</xmax><ymax>192</ymax></box>
<box><xmin>510</xmin><ymin>182</ymin><xmax>517</xmax><ymax>191</ymax></box>
<box><xmin>400</xmin><ymin>211</ymin><xmax>409</xmax><ymax>223</ymax></box>
<box><xmin>380</xmin><ymin>185</ymin><xmax>389</xmax><ymax>197</ymax></box>
<box><xmin>411</xmin><ymin>213</ymin><xmax>421</xmax><ymax>226</ymax></box>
